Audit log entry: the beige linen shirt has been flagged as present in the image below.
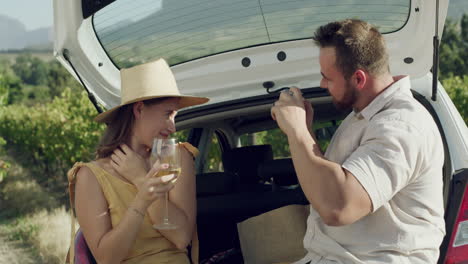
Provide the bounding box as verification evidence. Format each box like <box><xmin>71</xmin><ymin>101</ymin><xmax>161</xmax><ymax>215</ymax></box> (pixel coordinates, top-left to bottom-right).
<box><xmin>295</xmin><ymin>76</ymin><xmax>445</xmax><ymax>264</ymax></box>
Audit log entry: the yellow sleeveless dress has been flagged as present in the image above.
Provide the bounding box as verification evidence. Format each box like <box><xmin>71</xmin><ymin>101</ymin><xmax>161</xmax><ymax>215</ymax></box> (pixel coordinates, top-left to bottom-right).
<box><xmin>67</xmin><ymin>143</ymin><xmax>200</xmax><ymax>264</ymax></box>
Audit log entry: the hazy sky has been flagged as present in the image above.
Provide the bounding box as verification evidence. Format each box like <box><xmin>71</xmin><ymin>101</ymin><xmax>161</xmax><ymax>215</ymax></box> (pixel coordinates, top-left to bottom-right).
<box><xmin>0</xmin><ymin>0</ymin><xmax>53</xmax><ymax>31</ymax></box>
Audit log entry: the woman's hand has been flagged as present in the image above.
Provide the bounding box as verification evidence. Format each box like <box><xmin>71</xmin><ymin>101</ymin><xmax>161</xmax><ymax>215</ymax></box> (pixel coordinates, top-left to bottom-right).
<box><xmin>135</xmin><ymin>162</ymin><xmax>177</xmax><ymax>204</ymax></box>
<box><xmin>111</xmin><ymin>144</ymin><xmax>149</xmax><ymax>186</ymax></box>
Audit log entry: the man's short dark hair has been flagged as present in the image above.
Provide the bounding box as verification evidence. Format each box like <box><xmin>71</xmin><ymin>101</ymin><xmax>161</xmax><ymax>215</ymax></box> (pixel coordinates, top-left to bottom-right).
<box><xmin>312</xmin><ymin>19</ymin><xmax>390</xmax><ymax>80</ymax></box>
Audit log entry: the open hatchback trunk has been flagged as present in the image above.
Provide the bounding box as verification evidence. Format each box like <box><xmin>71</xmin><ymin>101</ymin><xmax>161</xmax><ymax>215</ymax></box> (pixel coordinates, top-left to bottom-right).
<box><xmin>54</xmin><ymin>0</ymin><xmax>468</xmax><ymax>263</ymax></box>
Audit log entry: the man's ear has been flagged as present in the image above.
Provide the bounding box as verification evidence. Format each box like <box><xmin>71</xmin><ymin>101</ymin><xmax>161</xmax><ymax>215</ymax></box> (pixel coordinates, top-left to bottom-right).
<box><xmin>133</xmin><ymin>101</ymin><xmax>144</xmax><ymax>120</ymax></box>
<box><xmin>353</xmin><ymin>69</ymin><xmax>367</xmax><ymax>91</ymax></box>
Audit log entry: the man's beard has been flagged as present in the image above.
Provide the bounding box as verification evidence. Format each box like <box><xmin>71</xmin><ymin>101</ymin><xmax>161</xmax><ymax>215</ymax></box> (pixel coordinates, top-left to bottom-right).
<box><xmin>332</xmin><ymin>80</ymin><xmax>357</xmax><ymax>112</ymax></box>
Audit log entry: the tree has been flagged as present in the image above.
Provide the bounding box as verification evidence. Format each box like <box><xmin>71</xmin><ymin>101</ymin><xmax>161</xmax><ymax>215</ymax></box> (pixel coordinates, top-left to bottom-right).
<box><xmin>442</xmin><ymin>75</ymin><xmax>468</xmax><ymax>124</ymax></box>
<box><xmin>461</xmin><ymin>14</ymin><xmax>468</xmax><ymax>45</ymax></box>
<box><xmin>440</xmin><ymin>14</ymin><xmax>468</xmax><ymax>79</ymax></box>
<box><xmin>11</xmin><ymin>53</ymin><xmax>48</xmax><ymax>86</ymax></box>
<box><xmin>438</xmin><ymin>14</ymin><xmax>468</xmax><ymax>124</ymax></box>
<box><xmin>0</xmin><ymin>71</ymin><xmax>22</xmax><ymax>105</ymax></box>
<box><xmin>0</xmin><ymin>75</ymin><xmax>9</xmax><ymax>105</ymax></box>
<box><xmin>47</xmin><ymin>60</ymin><xmax>80</xmax><ymax>97</ymax></box>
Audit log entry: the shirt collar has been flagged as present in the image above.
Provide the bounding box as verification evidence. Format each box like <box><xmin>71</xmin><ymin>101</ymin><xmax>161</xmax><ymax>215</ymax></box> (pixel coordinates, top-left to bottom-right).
<box><xmin>355</xmin><ymin>75</ymin><xmax>411</xmax><ymax>121</ymax></box>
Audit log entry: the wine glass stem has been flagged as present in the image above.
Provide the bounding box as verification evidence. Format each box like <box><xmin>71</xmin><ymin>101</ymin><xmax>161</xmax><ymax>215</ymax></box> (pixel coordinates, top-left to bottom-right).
<box><xmin>164</xmin><ymin>192</ymin><xmax>169</xmax><ymax>223</ymax></box>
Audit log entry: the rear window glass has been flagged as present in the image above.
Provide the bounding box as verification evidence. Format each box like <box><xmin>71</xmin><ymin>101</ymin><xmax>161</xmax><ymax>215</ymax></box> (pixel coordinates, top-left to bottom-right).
<box><xmin>94</xmin><ymin>0</ymin><xmax>410</xmax><ymax>68</ymax></box>
<box><xmin>203</xmin><ymin>132</ymin><xmax>224</xmax><ymax>173</ymax></box>
<box><xmin>240</xmin><ymin>119</ymin><xmax>343</xmax><ymax>156</ymax></box>
<box><xmin>240</xmin><ymin>128</ymin><xmax>290</xmax><ymax>159</ymax></box>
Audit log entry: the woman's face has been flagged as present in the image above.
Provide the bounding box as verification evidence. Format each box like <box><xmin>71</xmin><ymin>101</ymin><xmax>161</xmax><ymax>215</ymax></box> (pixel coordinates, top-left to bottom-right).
<box><xmin>132</xmin><ymin>98</ymin><xmax>180</xmax><ymax>149</ymax></box>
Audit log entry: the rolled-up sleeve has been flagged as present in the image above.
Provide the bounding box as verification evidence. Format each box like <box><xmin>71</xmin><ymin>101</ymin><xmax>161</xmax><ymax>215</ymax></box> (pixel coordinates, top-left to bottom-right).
<box><xmin>342</xmin><ymin>120</ymin><xmax>421</xmax><ymax>212</ymax></box>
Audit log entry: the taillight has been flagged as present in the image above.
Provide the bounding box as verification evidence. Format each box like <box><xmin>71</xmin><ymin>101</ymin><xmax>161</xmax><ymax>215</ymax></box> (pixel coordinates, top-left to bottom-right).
<box><xmin>444</xmin><ymin>184</ymin><xmax>468</xmax><ymax>264</ymax></box>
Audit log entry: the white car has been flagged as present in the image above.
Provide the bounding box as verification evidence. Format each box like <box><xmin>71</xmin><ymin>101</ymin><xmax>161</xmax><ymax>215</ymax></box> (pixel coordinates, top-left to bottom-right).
<box><xmin>54</xmin><ymin>0</ymin><xmax>468</xmax><ymax>263</ymax></box>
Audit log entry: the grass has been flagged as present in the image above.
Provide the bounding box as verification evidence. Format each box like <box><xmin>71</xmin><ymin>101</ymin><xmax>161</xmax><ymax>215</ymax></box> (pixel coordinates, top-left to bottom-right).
<box><xmin>0</xmin><ymin>163</ymin><xmax>59</xmax><ymax>219</ymax></box>
<box><xmin>25</xmin><ymin>207</ymin><xmax>71</xmax><ymax>264</ymax></box>
<box><xmin>0</xmin><ymin>155</ymin><xmax>71</xmax><ymax>264</ymax></box>
<box><xmin>0</xmin><ymin>208</ymin><xmax>71</xmax><ymax>264</ymax></box>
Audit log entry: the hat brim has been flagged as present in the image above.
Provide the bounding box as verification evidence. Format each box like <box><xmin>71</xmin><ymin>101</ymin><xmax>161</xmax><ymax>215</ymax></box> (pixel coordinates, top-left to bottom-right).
<box><xmin>94</xmin><ymin>95</ymin><xmax>209</xmax><ymax>123</ymax></box>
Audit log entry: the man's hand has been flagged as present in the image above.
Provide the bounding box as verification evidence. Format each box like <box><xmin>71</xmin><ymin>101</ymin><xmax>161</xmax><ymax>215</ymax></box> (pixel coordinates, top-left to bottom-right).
<box><xmin>304</xmin><ymin>99</ymin><xmax>314</xmax><ymax>129</ymax></box>
<box><xmin>111</xmin><ymin>144</ymin><xmax>150</xmax><ymax>186</ymax></box>
<box><xmin>271</xmin><ymin>87</ymin><xmax>310</xmax><ymax>137</ymax></box>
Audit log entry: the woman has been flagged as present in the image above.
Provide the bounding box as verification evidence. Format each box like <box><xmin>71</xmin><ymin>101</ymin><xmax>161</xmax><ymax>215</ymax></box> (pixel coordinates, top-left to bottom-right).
<box><xmin>67</xmin><ymin>58</ymin><xmax>209</xmax><ymax>264</ymax></box>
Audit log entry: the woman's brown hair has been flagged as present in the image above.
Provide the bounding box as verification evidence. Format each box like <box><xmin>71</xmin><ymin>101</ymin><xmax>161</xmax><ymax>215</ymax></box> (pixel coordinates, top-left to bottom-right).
<box><xmin>96</xmin><ymin>97</ymin><xmax>170</xmax><ymax>159</ymax></box>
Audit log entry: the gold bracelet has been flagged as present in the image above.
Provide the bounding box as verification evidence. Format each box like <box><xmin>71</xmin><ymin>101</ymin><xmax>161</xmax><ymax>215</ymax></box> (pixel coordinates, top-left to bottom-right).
<box><xmin>131</xmin><ymin>207</ymin><xmax>145</xmax><ymax>217</ymax></box>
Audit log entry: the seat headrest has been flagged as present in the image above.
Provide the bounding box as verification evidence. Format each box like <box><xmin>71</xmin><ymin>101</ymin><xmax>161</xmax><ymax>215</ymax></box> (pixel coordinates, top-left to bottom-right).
<box><xmin>222</xmin><ymin>145</ymin><xmax>273</xmax><ymax>185</ymax></box>
<box><xmin>257</xmin><ymin>158</ymin><xmax>298</xmax><ymax>186</ymax></box>
<box><xmin>196</xmin><ymin>172</ymin><xmax>236</xmax><ymax>197</ymax></box>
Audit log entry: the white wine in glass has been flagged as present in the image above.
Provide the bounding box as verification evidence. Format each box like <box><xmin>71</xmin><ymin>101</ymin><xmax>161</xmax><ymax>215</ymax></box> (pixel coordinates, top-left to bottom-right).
<box><xmin>151</xmin><ymin>138</ymin><xmax>181</xmax><ymax>230</ymax></box>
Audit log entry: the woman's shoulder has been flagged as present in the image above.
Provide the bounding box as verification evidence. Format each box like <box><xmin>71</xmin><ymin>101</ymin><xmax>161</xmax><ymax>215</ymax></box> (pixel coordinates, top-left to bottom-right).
<box><xmin>68</xmin><ymin>161</ymin><xmax>103</xmax><ymax>209</ymax></box>
<box><xmin>68</xmin><ymin>161</ymin><xmax>90</xmax><ymax>183</ymax></box>
<box><xmin>68</xmin><ymin>159</ymin><xmax>108</xmax><ymax>182</ymax></box>
<box><xmin>179</xmin><ymin>142</ymin><xmax>199</xmax><ymax>158</ymax></box>
<box><xmin>67</xmin><ymin>161</ymin><xmax>97</xmax><ymax>183</ymax></box>
<box><xmin>73</xmin><ymin>161</ymin><xmax>109</xmax><ymax>212</ymax></box>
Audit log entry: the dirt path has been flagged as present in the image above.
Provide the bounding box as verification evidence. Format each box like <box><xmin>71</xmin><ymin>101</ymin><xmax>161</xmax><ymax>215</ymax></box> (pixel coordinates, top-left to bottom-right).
<box><xmin>0</xmin><ymin>225</ymin><xmax>40</xmax><ymax>264</ymax></box>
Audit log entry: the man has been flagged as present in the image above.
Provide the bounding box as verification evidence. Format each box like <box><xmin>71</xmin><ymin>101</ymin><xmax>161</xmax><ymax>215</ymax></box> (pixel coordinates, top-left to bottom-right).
<box><xmin>271</xmin><ymin>19</ymin><xmax>445</xmax><ymax>264</ymax></box>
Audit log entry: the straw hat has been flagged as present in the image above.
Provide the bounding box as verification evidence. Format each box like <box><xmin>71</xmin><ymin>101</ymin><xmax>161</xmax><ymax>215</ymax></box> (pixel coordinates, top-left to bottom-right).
<box><xmin>95</xmin><ymin>58</ymin><xmax>209</xmax><ymax>123</ymax></box>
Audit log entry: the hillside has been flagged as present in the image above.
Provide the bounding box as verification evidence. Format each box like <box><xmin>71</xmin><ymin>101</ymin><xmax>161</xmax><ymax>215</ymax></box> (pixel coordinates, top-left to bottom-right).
<box><xmin>0</xmin><ymin>15</ymin><xmax>52</xmax><ymax>51</ymax></box>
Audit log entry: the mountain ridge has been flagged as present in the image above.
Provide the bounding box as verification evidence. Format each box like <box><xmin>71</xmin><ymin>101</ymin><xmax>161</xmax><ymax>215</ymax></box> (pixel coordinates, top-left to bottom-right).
<box><xmin>0</xmin><ymin>14</ymin><xmax>53</xmax><ymax>51</ymax></box>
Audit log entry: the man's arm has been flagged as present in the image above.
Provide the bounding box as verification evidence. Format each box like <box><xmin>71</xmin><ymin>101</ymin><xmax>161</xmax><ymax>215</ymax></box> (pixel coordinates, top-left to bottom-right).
<box><xmin>271</xmin><ymin>88</ymin><xmax>371</xmax><ymax>226</ymax></box>
<box><xmin>287</xmin><ymin>130</ymin><xmax>372</xmax><ymax>226</ymax></box>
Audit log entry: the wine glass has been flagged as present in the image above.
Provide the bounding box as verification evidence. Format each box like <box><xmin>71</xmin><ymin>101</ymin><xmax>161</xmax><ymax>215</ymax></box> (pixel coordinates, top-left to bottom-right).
<box><xmin>151</xmin><ymin>138</ymin><xmax>181</xmax><ymax>230</ymax></box>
